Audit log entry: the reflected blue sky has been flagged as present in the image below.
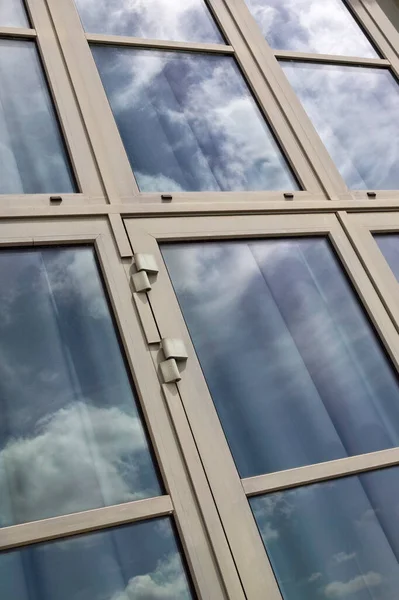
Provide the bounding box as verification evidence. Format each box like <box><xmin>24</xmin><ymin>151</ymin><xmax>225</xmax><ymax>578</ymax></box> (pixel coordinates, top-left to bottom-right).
<box><xmin>0</xmin><ymin>517</ymin><xmax>194</xmax><ymax>600</ymax></box>
<box><xmin>282</xmin><ymin>62</ymin><xmax>399</xmax><ymax>190</ymax></box>
<box><xmin>0</xmin><ymin>0</ymin><xmax>29</xmax><ymax>27</ymax></box>
<box><xmin>251</xmin><ymin>467</ymin><xmax>399</xmax><ymax>600</ymax></box>
<box><xmin>244</xmin><ymin>0</ymin><xmax>377</xmax><ymax>57</ymax></box>
<box><xmin>92</xmin><ymin>47</ymin><xmax>298</xmax><ymax>192</ymax></box>
<box><xmin>74</xmin><ymin>0</ymin><xmax>223</xmax><ymax>43</ymax></box>
<box><xmin>0</xmin><ymin>247</ymin><xmax>161</xmax><ymax>527</ymax></box>
<box><xmin>0</xmin><ymin>40</ymin><xmax>75</xmax><ymax>194</ymax></box>
<box><xmin>375</xmin><ymin>235</ymin><xmax>399</xmax><ymax>282</ymax></box>
<box><xmin>162</xmin><ymin>238</ymin><xmax>399</xmax><ymax>478</ymax></box>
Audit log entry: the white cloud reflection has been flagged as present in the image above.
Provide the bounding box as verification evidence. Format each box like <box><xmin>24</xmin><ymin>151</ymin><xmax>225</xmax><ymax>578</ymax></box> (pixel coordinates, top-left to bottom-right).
<box><xmin>324</xmin><ymin>571</ymin><xmax>382</xmax><ymax>598</ymax></box>
<box><xmin>75</xmin><ymin>0</ymin><xmax>223</xmax><ymax>43</ymax></box>
<box><xmin>244</xmin><ymin>0</ymin><xmax>377</xmax><ymax>57</ymax></box>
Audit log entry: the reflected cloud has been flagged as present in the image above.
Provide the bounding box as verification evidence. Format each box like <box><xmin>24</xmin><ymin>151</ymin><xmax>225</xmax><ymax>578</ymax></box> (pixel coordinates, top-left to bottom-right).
<box><xmin>112</xmin><ymin>553</ymin><xmax>192</xmax><ymax>600</ymax></box>
<box><xmin>0</xmin><ymin>0</ymin><xmax>29</xmax><ymax>27</ymax></box>
<box><xmin>244</xmin><ymin>0</ymin><xmax>377</xmax><ymax>57</ymax></box>
<box><xmin>332</xmin><ymin>552</ymin><xmax>356</xmax><ymax>564</ymax></box>
<box><xmin>324</xmin><ymin>571</ymin><xmax>382</xmax><ymax>598</ymax></box>
<box><xmin>282</xmin><ymin>62</ymin><xmax>399</xmax><ymax>190</ymax></box>
<box><xmin>0</xmin><ymin>40</ymin><xmax>75</xmax><ymax>193</ymax></box>
<box><xmin>75</xmin><ymin>0</ymin><xmax>223</xmax><ymax>43</ymax></box>
<box><xmin>92</xmin><ymin>47</ymin><xmax>298</xmax><ymax>192</ymax></box>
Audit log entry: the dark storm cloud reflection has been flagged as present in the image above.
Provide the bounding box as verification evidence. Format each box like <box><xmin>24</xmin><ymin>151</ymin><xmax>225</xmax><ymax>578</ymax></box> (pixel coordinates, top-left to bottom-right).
<box><xmin>0</xmin><ymin>518</ymin><xmax>194</xmax><ymax>600</ymax></box>
<box><xmin>91</xmin><ymin>47</ymin><xmax>299</xmax><ymax>192</ymax></box>
<box><xmin>74</xmin><ymin>0</ymin><xmax>224</xmax><ymax>43</ymax></box>
<box><xmin>282</xmin><ymin>62</ymin><xmax>399</xmax><ymax>190</ymax></box>
<box><xmin>251</xmin><ymin>468</ymin><xmax>399</xmax><ymax>600</ymax></box>
<box><xmin>162</xmin><ymin>237</ymin><xmax>399</xmax><ymax>478</ymax></box>
<box><xmin>0</xmin><ymin>40</ymin><xmax>75</xmax><ymax>193</ymax></box>
<box><xmin>244</xmin><ymin>0</ymin><xmax>378</xmax><ymax>57</ymax></box>
<box><xmin>0</xmin><ymin>247</ymin><xmax>161</xmax><ymax>527</ymax></box>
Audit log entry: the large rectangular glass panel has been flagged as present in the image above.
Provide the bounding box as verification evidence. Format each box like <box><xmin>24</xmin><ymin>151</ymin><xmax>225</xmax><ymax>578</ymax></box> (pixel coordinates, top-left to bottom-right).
<box><xmin>0</xmin><ymin>0</ymin><xmax>29</xmax><ymax>27</ymax></box>
<box><xmin>0</xmin><ymin>40</ymin><xmax>75</xmax><ymax>193</ymax></box>
<box><xmin>92</xmin><ymin>47</ymin><xmax>298</xmax><ymax>192</ymax></box>
<box><xmin>0</xmin><ymin>247</ymin><xmax>162</xmax><ymax>527</ymax></box>
<box><xmin>282</xmin><ymin>62</ymin><xmax>399</xmax><ymax>190</ymax></box>
<box><xmin>244</xmin><ymin>0</ymin><xmax>377</xmax><ymax>57</ymax></box>
<box><xmin>0</xmin><ymin>517</ymin><xmax>194</xmax><ymax>600</ymax></box>
<box><xmin>74</xmin><ymin>0</ymin><xmax>224</xmax><ymax>44</ymax></box>
<box><xmin>250</xmin><ymin>467</ymin><xmax>399</xmax><ymax>600</ymax></box>
<box><xmin>162</xmin><ymin>238</ymin><xmax>399</xmax><ymax>478</ymax></box>
<box><xmin>375</xmin><ymin>234</ymin><xmax>399</xmax><ymax>282</ymax></box>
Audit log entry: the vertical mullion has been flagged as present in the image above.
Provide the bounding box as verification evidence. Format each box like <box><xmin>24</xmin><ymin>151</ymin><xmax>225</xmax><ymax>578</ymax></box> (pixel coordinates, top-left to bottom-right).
<box><xmin>24</xmin><ymin>0</ymin><xmax>104</xmax><ymax>199</ymax></box>
<box><xmin>351</xmin><ymin>0</ymin><xmax>399</xmax><ymax>69</ymax></box>
<box><xmin>212</xmin><ymin>0</ymin><xmax>349</xmax><ymax>199</ymax></box>
<box><xmin>44</xmin><ymin>0</ymin><xmax>140</xmax><ymax>202</ymax></box>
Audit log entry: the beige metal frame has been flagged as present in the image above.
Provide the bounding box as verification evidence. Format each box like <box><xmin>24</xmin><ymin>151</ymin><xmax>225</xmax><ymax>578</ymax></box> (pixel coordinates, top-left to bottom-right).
<box><xmin>125</xmin><ymin>212</ymin><xmax>399</xmax><ymax>599</ymax></box>
<box><xmin>0</xmin><ymin>217</ymin><xmax>246</xmax><ymax>600</ymax></box>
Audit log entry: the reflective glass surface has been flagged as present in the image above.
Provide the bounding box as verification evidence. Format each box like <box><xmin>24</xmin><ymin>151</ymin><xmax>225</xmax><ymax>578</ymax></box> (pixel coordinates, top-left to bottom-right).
<box><xmin>92</xmin><ymin>47</ymin><xmax>298</xmax><ymax>192</ymax></box>
<box><xmin>0</xmin><ymin>247</ymin><xmax>162</xmax><ymax>527</ymax></box>
<box><xmin>75</xmin><ymin>0</ymin><xmax>223</xmax><ymax>44</ymax></box>
<box><xmin>376</xmin><ymin>235</ymin><xmax>399</xmax><ymax>282</ymax></box>
<box><xmin>282</xmin><ymin>62</ymin><xmax>399</xmax><ymax>190</ymax></box>
<box><xmin>244</xmin><ymin>0</ymin><xmax>377</xmax><ymax>57</ymax></box>
<box><xmin>0</xmin><ymin>40</ymin><xmax>75</xmax><ymax>193</ymax></box>
<box><xmin>163</xmin><ymin>238</ymin><xmax>399</xmax><ymax>478</ymax></box>
<box><xmin>0</xmin><ymin>518</ymin><xmax>194</xmax><ymax>600</ymax></box>
<box><xmin>251</xmin><ymin>467</ymin><xmax>399</xmax><ymax>600</ymax></box>
<box><xmin>0</xmin><ymin>0</ymin><xmax>29</xmax><ymax>27</ymax></box>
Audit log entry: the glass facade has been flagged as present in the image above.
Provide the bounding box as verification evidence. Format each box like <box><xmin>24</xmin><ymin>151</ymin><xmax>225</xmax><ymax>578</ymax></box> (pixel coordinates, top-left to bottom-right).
<box><xmin>2</xmin><ymin>0</ymin><xmax>399</xmax><ymax>599</ymax></box>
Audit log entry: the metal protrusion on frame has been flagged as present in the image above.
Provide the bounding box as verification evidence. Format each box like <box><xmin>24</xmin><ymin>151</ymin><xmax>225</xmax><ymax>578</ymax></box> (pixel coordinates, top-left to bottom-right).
<box><xmin>131</xmin><ymin>270</ymin><xmax>151</xmax><ymax>293</ymax></box>
<box><xmin>135</xmin><ymin>253</ymin><xmax>159</xmax><ymax>275</ymax></box>
<box><xmin>160</xmin><ymin>358</ymin><xmax>181</xmax><ymax>383</ymax></box>
<box><xmin>162</xmin><ymin>338</ymin><xmax>188</xmax><ymax>361</ymax></box>
<box><xmin>284</xmin><ymin>192</ymin><xmax>294</xmax><ymax>200</ymax></box>
<box><xmin>367</xmin><ymin>191</ymin><xmax>377</xmax><ymax>198</ymax></box>
<box><xmin>161</xmin><ymin>194</ymin><xmax>173</xmax><ymax>201</ymax></box>
<box><xmin>49</xmin><ymin>195</ymin><xmax>63</xmax><ymax>203</ymax></box>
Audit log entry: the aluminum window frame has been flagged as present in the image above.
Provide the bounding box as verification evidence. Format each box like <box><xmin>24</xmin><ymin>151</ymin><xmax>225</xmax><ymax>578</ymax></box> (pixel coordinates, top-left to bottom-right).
<box><xmin>125</xmin><ymin>211</ymin><xmax>399</xmax><ymax>599</ymax></box>
<box><xmin>0</xmin><ymin>217</ymin><xmax>244</xmax><ymax>600</ymax></box>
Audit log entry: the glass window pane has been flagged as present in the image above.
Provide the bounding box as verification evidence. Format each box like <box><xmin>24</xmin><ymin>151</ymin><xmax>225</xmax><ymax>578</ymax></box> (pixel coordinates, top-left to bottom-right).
<box><xmin>0</xmin><ymin>40</ymin><xmax>75</xmax><ymax>194</ymax></box>
<box><xmin>282</xmin><ymin>62</ymin><xmax>399</xmax><ymax>190</ymax></box>
<box><xmin>74</xmin><ymin>0</ymin><xmax>223</xmax><ymax>44</ymax></box>
<box><xmin>250</xmin><ymin>467</ymin><xmax>399</xmax><ymax>600</ymax></box>
<box><xmin>0</xmin><ymin>517</ymin><xmax>195</xmax><ymax>600</ymax></box>
<box><xmin>244</xmin><ymin>0</ymin><xmax>377</xmax><ymax>57</ymax></box>
<box><xmin>0</xmin><ymin>247</ymin><xmax>162</xmax><ymax>527</ymax></box>
<box><xmin>375</xmin><ymin>235</ymin><xmax>399</xmax><ymax>282</ymax></box>
<box><xmin>92</xmin><ymin>47</ymin><xmax>298</xmax><ymax>193</ymax></box>
<box><xmin>0</xmin><ymin>0</ymin><xmax>29</xmax><ymax>27</ymax></box>
<box><xmin>162</xmin><ymin>238</ymin><xmax>399</xmax><ymax>479</ymax></box>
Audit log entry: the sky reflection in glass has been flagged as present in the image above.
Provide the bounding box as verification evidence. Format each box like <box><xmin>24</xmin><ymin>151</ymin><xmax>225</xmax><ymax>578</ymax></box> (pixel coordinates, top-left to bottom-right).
<box><xmin>0</xmin><ymin>40</ymin><xmax>75</xmax><ymax>193</ymax></box>
<box><xmin>0</xmin><ymin>518</ymin><xmax>194</xmax><ymax>600</ymax></box>
<box><xmin>244</xmin><ymin>0</ymin><xmax>377</xmax><ymax>57</ymax></box>
<box><xmin>282</xmin><ymin>62</ymin><xmax>399</xmax><ymax>190</ymax></box>
<box><xmin>92</xmin><ymin>47</ymin><xmax>298</xmax><ymax>192</ymax></box>
<box><xmin>162</xmin><ymin>238</ymin><xmax>399</xmax><ymax>478</ymax></box>
<box><xmin>0</xmin><ymin>247</ymin><xmax>162</xmax><ymax>527</ymax></box>
<box><xmin>75</xmin><ymin>0</ymin><xmax>223</xmax><ymax>43</ymax></box>
<box><xmin>251</xmin><ymin>467</ymin><xmax>399</xmax><ymax>600</ymax></box>
<box><xmin>0</xmin><ymin>0</ymin><xmax>29</xmax><ymax>27</ymax></box>
<box><xmin>375</xmin><ymin>235</ymin><xmax>399</xmax><ymax>283</ymax></box>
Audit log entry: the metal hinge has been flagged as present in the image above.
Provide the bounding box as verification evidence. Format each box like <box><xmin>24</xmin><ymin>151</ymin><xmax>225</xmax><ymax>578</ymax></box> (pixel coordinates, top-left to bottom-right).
<box><xmin>159</xmin><ymin>338</ymin><xmax>188</xmax><ymax>383</ymax></box>
<box><xmin>130</xmin><ymin>253</ymin><xmax>159</xmax><ymax>292</ymax></box>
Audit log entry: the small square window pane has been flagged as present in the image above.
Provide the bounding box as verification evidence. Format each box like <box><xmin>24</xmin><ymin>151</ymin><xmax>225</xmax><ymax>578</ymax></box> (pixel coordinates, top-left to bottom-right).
<box><xmin>0</xmin><ymin>0</ymin><xmax>29</xmax><ymax>28</ymax></box>
<box><xmin>74</xmin><ymin>0</ymin><xmax>224</xmax><ymax>44</ymax></box>
<box><xmin>0</xmin><ymin>247</ymin><xmax>162</xmax><ymax>527</ymax></box>
<box><xmin>375</xmin><ymin>235</ymin><xmax>399</xmax><ymax>282</ymax></box>
<box><xmin>282</xmin><ymin>62</ymin><xmax>399</xmax><ymax>190</ymax></box>
<box><xmin>162</xmin><ymin>238</ymin><xmax>399</xmax><ymax>479</ymax></box>
<box><xmin>0</xmin><ymin>518</ymin><xmax>195</xmax><ymax>600</ymax></box>
<box><xmin>0</xmin><ymin>40</ymin><xmax>75</xmax><ymax>193</ymax></box>
<box><xmin>251</xmin><ymin>467</ymin><xmax>399</xmax><ymax>600</ymax></box>
<box><xmin>92</xmin><ymin>47</ymin><xmax>298</xmax><ymax>192</ymax></box>
<box><xmin>244</xmin><ymin>0</ymin><xmax>378</xmax><ymax>57</ymax></box>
